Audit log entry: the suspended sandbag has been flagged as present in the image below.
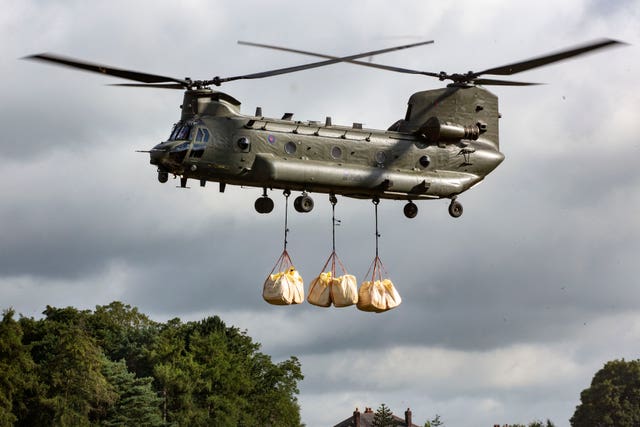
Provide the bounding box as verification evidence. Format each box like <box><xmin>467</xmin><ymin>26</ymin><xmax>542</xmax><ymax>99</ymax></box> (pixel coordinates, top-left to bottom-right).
<box><xmin>308</xmin><ymin>251</ymin><xmax>358</xmax><ymax>308</ymax></box>
<box><xmin>263</xmin><ymin>250</ymin><xmax>304</xmax><ymax>305</ymax></box>
<box><xmin>307</xmin><ymin>271</ymin><xmax>333</xmax><ymax>307</ymax></box>
<box><xmin>381</xmin><ymin>278</ymin><xmax>401</xmax><ymax>309</ymax></box>
<box><xmin>331</xmin><ymin>273</ymin><xmax>358</xmax><ymax>308</ymax></box>
<box><xmin>357</xmin><ymin>255</ymin><xmax>401</xmax><ymax>313</ymax></box>
<box><xmin>357</xmin><ymin>280</ymin><xmax>386</xmax><ymax>312</ymax></box>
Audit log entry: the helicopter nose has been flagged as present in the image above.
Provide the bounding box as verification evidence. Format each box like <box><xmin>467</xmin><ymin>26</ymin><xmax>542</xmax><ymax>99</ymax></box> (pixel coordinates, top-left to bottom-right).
<box><xmin>149</xmin><ymin>148</ymin><xmax>165</xmax><ymax>166</ymax></box>
<box><xmin>149</xmin><ymin>141</ymin><xmax>172</xmax><ymax>166</ymax></box>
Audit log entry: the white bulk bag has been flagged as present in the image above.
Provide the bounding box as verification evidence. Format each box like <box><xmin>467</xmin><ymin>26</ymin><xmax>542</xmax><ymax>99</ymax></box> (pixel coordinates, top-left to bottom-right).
<box><xmin>381</xmin><ymin>279</ymin><xmax>402</xmax><ymax>310</ymax></box>
<box><xmin>357</xmin><ymin>280</ymin><xmax>387</xmax><ymax>312</ymax></box>
<box><xmin>331</xmin><ymin>274</ymin><xmax>358</xmax><ymax>307</ymax></box>
<box><xmin>263</xmin><ymin>267</ymin><xmax>304</xmax><ymax>305</ymax></box>
<box><xmin>308</xmin><ymin>272</ymin><xmax>333</xmax><ymax>307</ymax></box>
<box><xmin>357</xmin><ymin>256</ymin><xmax>401</xmax><ymax>313</ymax></box>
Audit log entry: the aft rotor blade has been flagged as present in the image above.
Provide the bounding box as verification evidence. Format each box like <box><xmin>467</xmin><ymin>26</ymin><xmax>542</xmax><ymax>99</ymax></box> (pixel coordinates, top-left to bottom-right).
<box><xmin>213</xmin><ymin>39</ymin><xmax>434</xmax><ymax>85</ymax></box>
<box><xmin>24</xmin><ymin>53</ymin><xmax>189</xmax><ymax>85</ymax></box>
<box><xmin>238</xmin><ymin>40</ymin><xmax>441</xmax><ymax>78</ymax></box>
<box><xmin>476</xmin><ymin>38</ymin><xmax>625</xmax><ymax>77</ymax></box>
<box><xmin>473</xmin><ymin>78</ymin><xmax>542</xmax><ymax>86</ymax></box>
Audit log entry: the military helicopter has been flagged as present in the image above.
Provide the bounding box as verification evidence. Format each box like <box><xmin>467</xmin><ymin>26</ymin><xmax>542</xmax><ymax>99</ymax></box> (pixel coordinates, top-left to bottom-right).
<box><xmin>26</xmin><ymin>38</ymin><xmax>622</xmax><ymax>218</ymax></box>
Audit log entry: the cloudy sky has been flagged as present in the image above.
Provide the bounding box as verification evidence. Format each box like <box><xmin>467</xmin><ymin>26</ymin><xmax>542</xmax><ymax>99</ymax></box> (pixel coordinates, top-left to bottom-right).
<box><xmin>2</xmin><ymin>0</ymin><xmax>639</xmax><ymax>425</ymax></box>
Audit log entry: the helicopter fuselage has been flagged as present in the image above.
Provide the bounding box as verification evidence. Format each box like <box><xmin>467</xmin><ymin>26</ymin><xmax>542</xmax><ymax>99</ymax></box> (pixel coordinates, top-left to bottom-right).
<box><xmin>150</xmin><ymin>86</ymin><xmax>505</xmax><ymax>215</ymax></box>
<box><xmin>27</xmin><ymin>39</ymin><xmax>622</xmax><ymax>217</ymax></box>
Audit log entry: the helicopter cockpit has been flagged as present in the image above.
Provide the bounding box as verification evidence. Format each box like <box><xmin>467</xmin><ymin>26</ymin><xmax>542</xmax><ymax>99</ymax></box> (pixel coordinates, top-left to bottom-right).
<box><xmin>166</xmin><ymin>121</ymin><xmax>209</xmax><ymax>158</ymax></box>
<box><xmin>149</xmin><ymin>121</ymin><xmax>210</xmax><ymax>168</ymax></box>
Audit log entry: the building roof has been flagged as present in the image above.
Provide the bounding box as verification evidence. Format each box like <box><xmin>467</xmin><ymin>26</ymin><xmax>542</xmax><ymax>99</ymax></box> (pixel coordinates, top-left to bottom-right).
<box><xmin>333</xmin><ymin>407</ymin><xmax>420</xmax><ymax>427</ymax></box>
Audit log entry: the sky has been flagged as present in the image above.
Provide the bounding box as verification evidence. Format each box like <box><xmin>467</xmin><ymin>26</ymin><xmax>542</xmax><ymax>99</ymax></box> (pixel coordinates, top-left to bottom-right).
<box><xmin>2</xmin><ymin>0</ymin><xmax>639</xmax><ymax>425</ymax></box>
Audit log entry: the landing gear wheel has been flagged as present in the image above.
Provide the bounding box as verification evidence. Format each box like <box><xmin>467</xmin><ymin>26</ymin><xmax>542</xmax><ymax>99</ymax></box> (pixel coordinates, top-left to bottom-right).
<box><xmin>448</xmin><ymin>200</ymin><xmax>463</xmax><ymax>218</ymax></box>
<box><xmin>294</xmin><ymin>194</ymin><xmax>314</xmax><ymax>213</ymax></box>
<box><xmin>254</xmin><ymin>197</ymin><xmax>274</xmax><ymax>214</ymax></box>
<box><xmin>157</xmin><ymin>170</ymin><xmax>168</xmax><ymax>183</ymax></box>
<box><xmin>403</xmin><ymin>201</ymin><xmax>418</xmax><ymax>219</ymax></box>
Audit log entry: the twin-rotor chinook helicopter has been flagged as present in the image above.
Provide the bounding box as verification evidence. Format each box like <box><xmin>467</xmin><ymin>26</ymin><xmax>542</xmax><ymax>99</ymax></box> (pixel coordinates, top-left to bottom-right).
<box><xmin>27</xmin><ymin>38</ymin><xmax>622</xmax><ymax>218</ymax></box>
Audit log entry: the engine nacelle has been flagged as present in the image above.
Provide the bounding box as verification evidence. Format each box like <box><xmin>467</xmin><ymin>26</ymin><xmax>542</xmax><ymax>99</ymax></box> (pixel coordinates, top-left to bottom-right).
<box><xmin>418</xmin><ymin>116</ymin><xmax>480</xmax><ymax>144</ymax></box>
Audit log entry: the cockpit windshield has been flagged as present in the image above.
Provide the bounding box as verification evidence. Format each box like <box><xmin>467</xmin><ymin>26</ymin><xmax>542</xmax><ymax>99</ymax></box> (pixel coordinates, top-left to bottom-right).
<box><xmin>169</xmin><ymin>123</ymin><xmax>194</xmax><ymax>141</ymax></box>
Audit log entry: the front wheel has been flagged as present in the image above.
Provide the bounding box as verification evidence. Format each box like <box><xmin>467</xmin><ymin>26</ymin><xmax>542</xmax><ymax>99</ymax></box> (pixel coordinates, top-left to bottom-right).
<box><xmin>448</xmin><ymin>200</ymin><xmax>463</xmax><ymax>218</ymax></box>
<box><xmin>255</xmin><ymin>197</ymin><xmax>274</xmax><ymax>214</ymax></box>
<box><xmin>157</xmin><ymin>171</ymin><xmax>168</xmax><ymax>183</ymax></box>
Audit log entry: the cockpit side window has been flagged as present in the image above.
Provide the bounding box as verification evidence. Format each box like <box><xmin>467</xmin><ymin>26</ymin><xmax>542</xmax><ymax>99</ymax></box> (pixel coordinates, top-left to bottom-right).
<box><xmin>176</xmin><ymin>125</ymin><xmax>191</xmax><ymax>140</ymax></box>
<box><xmin>190</xmin><ymin>127</ymin><xmax>209</xmax><ymax>159</ymax></box>
<box><xmin>169</xmin><ymin>124</ymin><xmax>180</xmax><ymax>140</ymax></box>
<box><xmin>169</xmin><ymin>123</ymin><xmax>194</xmax><ymax>141</ymax></box>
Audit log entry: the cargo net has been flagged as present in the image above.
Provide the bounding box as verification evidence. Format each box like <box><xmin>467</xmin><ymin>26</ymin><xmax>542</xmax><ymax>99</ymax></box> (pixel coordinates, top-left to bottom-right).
<box><xmin>356</xmin><ymin>199</ymin><xmax>401</xmax><ymax>313</ymax></box>
<box><xmin>262</xmin><ymin>192</ymin><xmax>304</xmax><ymax>305</ymax></box>
<box><xmin>308</xmin><ymin>251</ymin><xmax>358</xmax><ymax>308</ymax></box>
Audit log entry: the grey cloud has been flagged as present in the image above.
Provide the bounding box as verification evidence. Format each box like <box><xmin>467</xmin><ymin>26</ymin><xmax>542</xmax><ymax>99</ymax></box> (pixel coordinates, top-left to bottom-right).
<box><xmin>3</xmin><ymin>1</ymin><xmax>640</xmax><ymax>426</ymax></box>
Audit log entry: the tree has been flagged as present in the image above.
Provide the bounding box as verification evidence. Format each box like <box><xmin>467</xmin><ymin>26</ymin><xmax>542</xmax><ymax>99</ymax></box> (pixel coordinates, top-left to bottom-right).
<box><xmin>246</xmin><ymin>353</ymin><xmax>303</xmax><ymax>426</ymax></box>
<box><xmin>532</xmin><ymin>421</ymin><xmax>555</xmax><ymax>427</ymax></box>
<box><xmin>424</xmin><ymin>414</ymin><xmax>444</xmax><ymax>427</ymax></box>
<box><xmin>372</xmin><ymin>403</ymin><xmax>398</xmax><ymax>427</ymax></box>
<box><xmin>571</xmin><ymin>359</ymin><xmax>640</xmax><ymax>426</ymax></box>
<box><xmin>2</xmin><ymin>302</ymin><xmax>304</xmax><ymax>426</ymax></box>
<box><xmin>100</xmin><ymin>359</ymin><xmax>163</xmax><ymax>427</ymax></box>
<box><xmin>18</xmin><ymin>307</ymin><xmax>117</xmax><ymax>426</ymax></box>
<box><xmin>0</xmin><ymin>309</ymin><xmax>37</xmax><ymax>427</ymax></box>
<box><xmin>149</xmin><ymin>318</ymin><xmax>197</xmax><ymax>425</ymax></box>
<box><xmin>149</xmin><ymin>315</ymin><xmax>304</xmax><ymax>427</ymax></box>
<box><xmin>501</xmin><ymin>421</ymin><xmax>555</xmax><ymax>427</ymax></box>
<box><xmin>89</xmin><ymin>302</ymin><xmax>159</xmax><ymax>379</ymax></box>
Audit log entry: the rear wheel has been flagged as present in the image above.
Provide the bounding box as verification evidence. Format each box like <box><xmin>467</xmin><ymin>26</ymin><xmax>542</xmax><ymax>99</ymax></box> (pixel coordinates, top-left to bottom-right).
<box><xmin>403</xmin><ymin>202</ymin><xmax>418</xmax><ymax>218</ymax></box>
<box><xmin>294</xmin><ymin>194</ymin><xmax>314</xmax><ymax>213</ymax></box>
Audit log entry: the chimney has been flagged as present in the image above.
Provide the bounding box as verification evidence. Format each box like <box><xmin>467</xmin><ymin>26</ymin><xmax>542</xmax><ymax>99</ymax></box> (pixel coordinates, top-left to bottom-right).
<box><xmin>353</xmin><ymin>408</ymin><xmax>360</xmax><ymax>427</ymax></box>
<box><xmin>405</xmin><ymin>408</ymin><xmax>412</xmax><ymax>426</ymax></box>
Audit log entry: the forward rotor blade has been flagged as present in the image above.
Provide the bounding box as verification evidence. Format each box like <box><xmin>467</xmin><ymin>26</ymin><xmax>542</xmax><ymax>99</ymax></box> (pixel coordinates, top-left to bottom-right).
<box><xmin>214</xmin><ymin>39</ymin><xmax>434</xmax><ymax>85</ymax></box>
<box><xmin>238</xmin><ymin>41</ymin><xmax>441</xmax><ymax>78</ymax></box>
<box><xmin>24</xmin><ymin>53</ymin><xmax>189</xmax><ymax>85</ymax></box>
<box><xmin>109</xmin><ymin>83</ymin><xmax>186</xmax><ymax>89</ymax></box>
<box><xmin>476</xmin><ymin>38</ymin><xmax>625</xmax><ymax>77</ymax></box>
